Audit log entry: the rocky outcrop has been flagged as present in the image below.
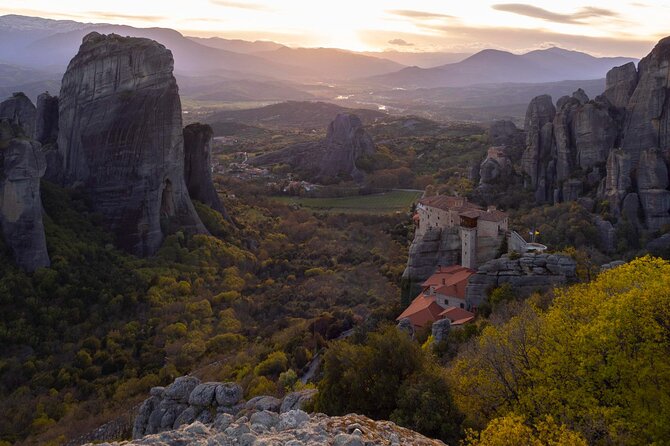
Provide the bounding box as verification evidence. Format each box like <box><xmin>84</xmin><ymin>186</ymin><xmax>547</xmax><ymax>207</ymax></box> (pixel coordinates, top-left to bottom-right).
<box><xmin>479</xmin><ymin>146</ymin><xmax>513</xmax><ymax>186</ymax></box>
<box><xmin>465</xmin><ymin>253</ymin><xmax>577</xmax><ymax>307</ymax></box>
<box><xmin>521</xmin><ymin>94</ymin><xmax>555</xmax><ymax>194</ymax></box>
<box><xmin>603</xmin><ymin>62</ymin><xmax>638</xmax><ymax>109</ymax></box>
<box><xmin>250</xmin><ymin>113</ymin><xmax>375</xmax><ymax>183</ymax></box>
<box><xmin>99</xmin><ymin>412</ymin><xmax>445</xmax><ymax>446</ymax></box>
<box><xmin>431</xmin><ymin>318</ymin><xmax>450</xmax><ymax>342</ymax></box>
<box><xmin>132</xmin><ymin>376</ymin><xmax>318</xmax><ymax>440</ymax></box>
<box><xmin>34</xmin><ymin>92</ymin><xmax>59</xmax><ymax>144</ymax></box>
<box><xmin>0</xmin><ymin>119</ymin><xmax>50</xmax><ymax>271</ymax></box>
<box><xmin>0</xmin><ymin>92</ymin><xmax>36</xmax><ymax>137</ymax></box>
<box><xmin>57</xmin><ymin>33</ymin><xmax>206</xmax><ymax>256</ymax></box>
<box><xmin>488</xmin><ymin>120</ymin><xmax>523</xmax><ymax>149</ymax></box>
<box><xmin>519</xmin><ymin>36</ymin><xmax>670</xmax><ymax>233</ymax></box>
<box><xmin>183</xmin><ymin>123</ymin><xmax>228</xmax><ymax>218</ymax></box>
<box><xmin>402</xmin><ymin>227</ymin><xmax>461</xmax><ymax>294</ymax></box>
<box><xmin>620</xmin><ymin>37</ymin><xmax>670</xmax><ymax>162</ymax></box>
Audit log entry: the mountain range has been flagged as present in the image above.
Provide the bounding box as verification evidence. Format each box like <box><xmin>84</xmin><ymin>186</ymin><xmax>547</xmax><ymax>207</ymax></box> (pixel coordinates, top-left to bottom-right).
<box><xmin>0</xmin><ymin>14</ymin><xmax>640</xmax><ymax>119</ymax></box>
<box><xmin>365</xmin><ymin>47</ymin><xmax>637</xmax><ymax>88</ymax></box>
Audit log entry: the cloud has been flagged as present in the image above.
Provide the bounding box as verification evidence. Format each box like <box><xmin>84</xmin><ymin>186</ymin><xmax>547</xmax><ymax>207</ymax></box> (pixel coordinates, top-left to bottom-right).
<box><xmin>387</xmin><ymin>9</ymin><xmax>454</xmax><ymax>20</ymax></box>
<box><xmin>210</xmin><ymin>1</ymin><xmax>270</xmax><ymax>10</ymax></box>
<box><xmin>88</xmin><ymin>11</ymin><xmax>167</xmax><ymax>22</ymax></box>
<box><xmin>492</xmin><ymin>3</ymin><xmax>618</xmax><ymax>24</ymax></box>
<box><xmin>388</xmin><ymin>38</ymin><xmax>414</xmax><ymax>46</ymax></box>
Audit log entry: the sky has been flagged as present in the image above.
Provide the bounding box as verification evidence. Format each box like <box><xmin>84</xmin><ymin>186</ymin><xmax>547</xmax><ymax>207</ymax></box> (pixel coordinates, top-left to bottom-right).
<box><xmin>1</xmin><ymin>0</ymin><xmax>668</xmax><ymax>56</ymax></box>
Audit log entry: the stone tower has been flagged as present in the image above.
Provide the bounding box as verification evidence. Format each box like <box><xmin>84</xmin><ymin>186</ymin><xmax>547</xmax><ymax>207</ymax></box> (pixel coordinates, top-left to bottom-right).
<box><xmin>460</xmin><ymin>213</ymin><xmax>478</xmax><ymax>269</ymax></box>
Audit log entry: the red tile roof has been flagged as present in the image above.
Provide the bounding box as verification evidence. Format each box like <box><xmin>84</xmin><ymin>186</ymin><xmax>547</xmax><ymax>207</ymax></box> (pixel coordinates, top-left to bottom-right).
<box><xmin>396</xmin><ymin>295</ymin><xmax>445</xmax><ymax>328</ymax></box>
<box><xmin>439</xmin><ymin>306</ymin><xmax>475</xmax><ymax>322</ymax></box>
<box><xmin>419</xmin><ymin>195</ymin><xmax>481</xmax><ymax>213</ymax></box>
<box><xmin>421</xmin><ymin>265</ymin><xmax>475</xmax><ymax>299</ymax></box>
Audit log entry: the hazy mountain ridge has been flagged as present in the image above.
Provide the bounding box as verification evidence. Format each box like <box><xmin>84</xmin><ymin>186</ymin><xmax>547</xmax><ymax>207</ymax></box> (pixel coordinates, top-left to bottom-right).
<box><xmin>366</xmin><ymin>47</ymin><xmax>638</xmax><ymax>88</ymax></box>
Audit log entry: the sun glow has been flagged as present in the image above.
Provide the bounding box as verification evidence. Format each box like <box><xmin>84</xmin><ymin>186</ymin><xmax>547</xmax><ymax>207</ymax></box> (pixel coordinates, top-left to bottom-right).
<box><xmin>1</xmin><ymin>0</ymin><xmax>667</xmax><ymax>56</ymax></box>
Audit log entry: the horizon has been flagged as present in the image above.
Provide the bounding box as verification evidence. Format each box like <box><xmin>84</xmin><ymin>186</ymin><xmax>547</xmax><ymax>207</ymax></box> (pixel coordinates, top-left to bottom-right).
<box><xmin>1</xmin><ymin>1</ymin><xmax>668</xmax><ymax>58</ymax></box>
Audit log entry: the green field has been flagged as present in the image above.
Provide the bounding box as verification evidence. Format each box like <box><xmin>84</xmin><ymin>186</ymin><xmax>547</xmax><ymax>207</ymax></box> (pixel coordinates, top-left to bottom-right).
<box><xmin>270</xmin><ymin>190</ymin><xmax>422</xmax><ymax>214</ymax></box>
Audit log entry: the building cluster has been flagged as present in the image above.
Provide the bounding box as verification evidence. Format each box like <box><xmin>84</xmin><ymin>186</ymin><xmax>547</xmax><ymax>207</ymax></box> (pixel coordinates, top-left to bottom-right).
<box><xmin>398</xmin><ymin>195</ymin><xmax>510</xmax><ymax>330</ymax></box>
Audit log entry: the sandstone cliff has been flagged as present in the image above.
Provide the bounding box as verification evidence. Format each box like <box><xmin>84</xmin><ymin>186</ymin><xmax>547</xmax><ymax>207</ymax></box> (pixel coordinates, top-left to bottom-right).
<box><xmin>0</xmin><ymin>119</ymin><xmax>50</xmax><ymax>271</ymax></box>
<box><xmin>250</xmin><ymin>113</ymin><xmax>375</xmax><ymax>183</ymax></box>
<box><xmin>34</xmin><ymin>91</ymin><xmax>59</xmax><ymax>145</ymax></box>
<box><xmin>183</xmin><ymin>123</ymin><xmax>229</xmax><ymax>219</ymax></box>
<box><xmin>57</xmin><ymin>32</ymin><xmax>206</xmax><ymax>256</ymax></box>
<box><xmin>520</xmin><ymin>36</ymin><xmax>670</xmax><ymax>232</ymax></box>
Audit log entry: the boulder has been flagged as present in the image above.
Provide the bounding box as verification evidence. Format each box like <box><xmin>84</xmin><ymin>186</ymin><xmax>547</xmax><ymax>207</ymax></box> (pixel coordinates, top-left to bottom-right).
<box><xmin>215</xmin><ymin>382</ymin><xmax>243</xmax><ymax>407</ymax></box>
<box><xmin>183</xmin><ymin>123</ymin><xmax>229</xmax><ymax>218</ymax></box>
<box><xmin>188</xmin><ymin>382</ymin><xmax>219</xmax><ymax>407</ymax></box>
<box><xmin>0</xmin><ymin>92</ymin><xmax>36</xmax><ymax>137</ymax></box>
<box><xmin>594</xmin><ymin>216</ymin><xmax>616</xmax><ymax>253</ymax></box>
<box><xmin>57</xmin><ymin>32</ymin><xmax>206</xmax><ymax>256</ymax></box>
<box><xmin>572</xmin><ymin>88</ymin><xmax>589</xmax><ymax>104</ymax></box>
<box><xmin>164</xmin><ymin>376</ymin><xmax>201</xmax><ymax>403</ymax></box>
<box><xmin>0</xmin><ymin>131</ymin><xmax>50</xmax><ymax>271</ymax></box>
<box><xmin>396</xmin><ymin>317</ymin><xmax>415</xmax><ymax>338</ymax></box>
<box><xmin>431</xmin><ymin>318</ymin><xmax>451</xmax><ymax>342</ymax></box>
<box><xmin>245</xmin><ymin>395</ymin><xmax>282</xmax><ymax>412</ymax></box>
<box><xmin>280</xmin><ymin>389</ymin><xmax>317</xmax><ymax>413</ymax></box>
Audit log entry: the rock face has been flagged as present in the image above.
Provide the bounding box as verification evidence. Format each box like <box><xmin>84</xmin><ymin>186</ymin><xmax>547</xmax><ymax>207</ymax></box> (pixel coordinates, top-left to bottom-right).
<box><xmin>34</xmin><ymin>92</ymin><xmax>59</xmax><ymax>144</ymax></box>
<box><xmin>488</xmin><ymin>120</ymin><xmax>523</xmax><ymax>148</ymax></box>
<box><xmin>520</xmin><ymin>36</ymin><xmax>670</xmax><ymax>232</ymax></box>
<box><xmin>183</xmin><ymin>123</ymin><xmax>228</xmax><ymax>218</ymax></box>
<box><xmin>132</xmin><ymin>376</ymin><xmax>319</xmax><ymax>441</ymax></box>
<box><xmin>465</xmin><ymin>253</ymin><xmax>577</xmax><ymax>307</ymax></box>
<box><xmin>0</xmin><ymin>92</ymin><xmax>36</xmax><ymax>138</ymax></box>
<box><xmin>0</xmin><ymin>119</ymin><xmax>50</xmax><ymax>271</ymax></box>
<box><xmin>57</xmin><ymin>33</ymin><xmax>206</xmax><ymax>256</ymax></box>
<box><xmin>479</xmin><ymin>146</ymin><xmax>513</xmax><ymax>186</ymax></box>
<box><xmin>604</xmin><ymin>62</ymin><xmax>638</xmax><ymax>109</ymax></box>
<box><xmin>250</xmin><ymin>113</ymin><xmax>375</xmax><ymax>183</ymax></box>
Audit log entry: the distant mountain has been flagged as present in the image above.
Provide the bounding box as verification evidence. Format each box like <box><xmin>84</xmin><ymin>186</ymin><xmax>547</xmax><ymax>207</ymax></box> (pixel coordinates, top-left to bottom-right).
<box><xmin>254</xmin><ymin>47</ymin><xmax>405</xmax><ymax>80</ymax></box>
<box><xmin>187</xmin><ymin>36</ymin><xmax>285</xmax><ymax>53</ymax></box>
<box><xmin>360</xmin><ymin>51</ymin><xmax>471</xmax><ymax>68</ymax></box>
<box><xmin>205</xmin><ymin>101</ymin><xmax>386</xmax><ymax>130</ymax></box>
<box><xmin>365</xmin><ymin>47</ymin><xmax>638</xmax><ymax>88</ymax></box>
<box><xmin>0</xmin><ymin>15</ymin><xmax>305</xmax><ymax>79</ymax></box>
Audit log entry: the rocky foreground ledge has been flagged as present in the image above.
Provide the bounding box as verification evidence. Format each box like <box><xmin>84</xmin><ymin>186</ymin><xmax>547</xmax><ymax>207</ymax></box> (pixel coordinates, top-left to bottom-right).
<box><xmin>91</xmin><ymin>412</ymin><xmax>446</xmax><ymax>446</ymax></box>
<box><xmin>88</xmin><ymin>376</ymin><xmax>445</xmax><ymax>446</ymax></box>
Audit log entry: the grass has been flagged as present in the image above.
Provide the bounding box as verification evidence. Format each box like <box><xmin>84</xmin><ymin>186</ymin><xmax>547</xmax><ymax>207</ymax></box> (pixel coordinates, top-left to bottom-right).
<box><xmin>270</xmin><ymin>190</ymin><xmax>422</xmax><ymax>214</ymax></box>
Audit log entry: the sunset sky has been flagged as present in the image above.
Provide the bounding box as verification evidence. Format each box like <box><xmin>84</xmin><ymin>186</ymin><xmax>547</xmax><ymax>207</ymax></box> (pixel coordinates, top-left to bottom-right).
<box><xmin>1</xmin><ymin>0</ymin><xmax>667</xmax><ymax>56</ymax></box>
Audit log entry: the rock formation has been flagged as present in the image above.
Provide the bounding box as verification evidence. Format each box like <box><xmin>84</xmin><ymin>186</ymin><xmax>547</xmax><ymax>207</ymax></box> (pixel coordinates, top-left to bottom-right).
<box><xmin>34</xmin><ymin>92</ymin><xmax>59</xmax><ymax>144</ymax></box>
<box><xmin>57</xmin><ymin>33</ymin><xmax>206</xmax><ymax>256</ymax></box>
<box><xmin>183</xmin><ymin>123</ymin><xmax>228</xmax><ymax>218</ymax></box>
<box><xmin>465</xmin><ymin>253</ymin><xmax>577</xmax><ymax>307</ymax></box>
<box><xmin>520</xmin><ymin>36</ymin><xmax>670</xmax><ymax>232</ymax></box>
<box><xmin>0</xmin><ymin>92</ymin><xmax>36</xmax><ymax>138</ymax></box>
<box><xmin>102</xmin><ymin>375</ymin><xmax>443</xmax><ymax>446</ymax></box>
<box><xmin>250</xmin><ymin>113</ymin><xmax>375</xmax><ymax>183</ymax></box>
<box><xmin>488</xmin><ymin>120</ymin><xmax>523</xmax><ymax>148</ymax></box>
<box><xmin>479</xmin><ymin>146</ymin><xmax>513</xmax><ymax>186</ymax></box>
<box><xmin>0</xmin><ymin>119</ymin><xmax>50</xmax><ymax>271</ymax></box>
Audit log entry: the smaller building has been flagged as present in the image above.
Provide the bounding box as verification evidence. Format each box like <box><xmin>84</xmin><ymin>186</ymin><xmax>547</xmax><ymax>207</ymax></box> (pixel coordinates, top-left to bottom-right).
<box><xmin>397</xmin><ymin>265</ymin><xmax>476</xmax><ymax>329</ymax></box>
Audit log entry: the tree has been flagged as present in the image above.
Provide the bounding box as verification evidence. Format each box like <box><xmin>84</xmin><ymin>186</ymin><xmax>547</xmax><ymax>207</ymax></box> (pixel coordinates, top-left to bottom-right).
<box><xmin>451</xmin><ymin>257</ymin><xmax>670</xmax><ymax>445</ymax></box>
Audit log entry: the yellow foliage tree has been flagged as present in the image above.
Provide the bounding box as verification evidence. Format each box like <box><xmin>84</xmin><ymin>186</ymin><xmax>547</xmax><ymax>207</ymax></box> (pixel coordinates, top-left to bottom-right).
<box><xmin>451</xmin><ymin>257</ymin><xmax>670</xmax><ymax>445</ymax></box>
